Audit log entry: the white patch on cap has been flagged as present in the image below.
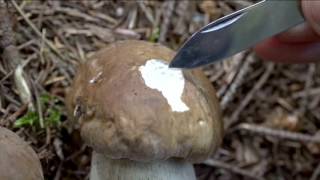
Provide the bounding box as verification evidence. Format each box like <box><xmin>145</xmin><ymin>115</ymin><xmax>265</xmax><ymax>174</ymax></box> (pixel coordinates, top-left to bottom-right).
<box><xmin>139</xmin><ymin>59</ymin><xmax>189</xmax><ymax>112</ymax></box>
<box><xmin>89</xmin><ymin>71</ymin><xmax>103</xmax><ymax>84</ymax></box>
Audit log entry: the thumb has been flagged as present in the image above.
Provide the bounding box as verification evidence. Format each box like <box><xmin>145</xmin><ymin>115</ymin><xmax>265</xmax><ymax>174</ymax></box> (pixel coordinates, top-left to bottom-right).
<box><xmin>301</xmin><ymin>0</ymin><xmax>320</xmax><ymax>35</ymax></box>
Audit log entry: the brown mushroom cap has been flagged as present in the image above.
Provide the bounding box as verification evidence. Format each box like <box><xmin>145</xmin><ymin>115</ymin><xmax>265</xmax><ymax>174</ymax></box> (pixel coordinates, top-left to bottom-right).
<box><xmin>0</xmin><ymin>127</ymin><xmax>44</xmax><ymax>180</ymax></box>
<box><xmin>67</xmin><ymin>40</ymin><xmax>223</xmax><ymax>162</ymax></box>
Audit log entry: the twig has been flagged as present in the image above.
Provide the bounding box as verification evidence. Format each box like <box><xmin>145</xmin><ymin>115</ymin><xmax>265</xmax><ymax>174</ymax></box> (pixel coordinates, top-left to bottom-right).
<box><xmin>173</xmin><ymin>0</ymin><xmax>189</xmax><ymax>38</ymax></box>
<box><xmin>92</xmin><ymin>12</ymin><xmax>117</xmax><ymax>25</ymax></box>
<box><xmin>203</xmin><ymin>159</ymin><xmax>265</xmax><ymax>180</ymax></box>
<box><xmin>0</xmin><ymin>86</ymin><xmax>21</xmax><ymax>107</ymax></box>
<box><xmin>0</xmin><ymin>0</ymin><xmax>34</xmax><ymax>110</ymax></box>
<box><xmin>220</xmin><ymin>52</ymin><xmax>253</xmax><ymax>109</ymax></box>
<box><xmin>310</xmin><ymin>162</ymin><xmax>320</xmax><ymax>180</ymax></box>
<box><xmin>54</xmin><ymin>6</ymin><xmax>100</xmax><ymax>23</ymax></box>
<box><xmin>292</xmin><ymin>87</ymin><xmax>320</xmax><ymax>99</ymax></box>
<box><xmin>203</xmin><ymin>64</ymin><xmax>224</xmax><ymax>83</ymax></box>
<box><xmin>32</xmin><ymin>80</ymin><xmax>44</xmax><ymax>128</ymax></box>
<box><xmin>300</xmin><ymin>64</ymin><xmax>316</xmax><ymax>113</ymax></box>
<box><xmin>11</xmin><ymin>0</ymin><xmax>67</xmax><ymax>62</ymax></box>
<box><xmin>217</xmin><ymin>1</ymin><xmax>234</xmax><ymax>15</ymax></box>
<box><xmin>128</xmin><ymin>6</ymin><xmax>137</xmax><ymax>29</ymax></box>
<box><xmin>226</xmin><ymin>63</ymin><xmax>274</xmax><ymax>129</ymax></box>
<box><xmin>53</xmin><ymin>138</ymin><xmax>64</xmax><ymax>160</ymax></box>
<box><xmin>0</xmin><ymin>0</ymin><xmax>18</xmax><ymax>69</ymax></box>
<box><xmin>225</xmin><ymin>0</ymin><xmax>253</xmax><ymax>9</ymax></box>
<box><xmin>138</xmin><ymin>1</ymin><xmax>155</xmax><ymax>25</ymax></box>
<box><xmin>14</xmin><ymin>65</ymin><xmax>33</xmax><ymax>109</ymax></box>
<box><xmin>39</xmin><ymin>28</ymin><xmax>46</xmax><ymax>64</ymax></box>
<box><xmin>158</xmin><ymin>1</ymin><xmax>175</xmax><ymax>43</ymax></box>
<box><xmin>6</xmin><ymin>103</ymin><xmax>28</xmax><ymax>122</ymax></box>
<box><xmin>238</xmin><ymin>123</ymin><xmax>320</xmax><ymax>143</ymax></box>
<box><xmin>65</xmin><ymin>145</ymin><xmax>87</xmax><ymax>161</ymax></box>
<box><xmin>54</xmin><ymin>161</ymin><xmax>63</xmax><ymax>180</ymax></box>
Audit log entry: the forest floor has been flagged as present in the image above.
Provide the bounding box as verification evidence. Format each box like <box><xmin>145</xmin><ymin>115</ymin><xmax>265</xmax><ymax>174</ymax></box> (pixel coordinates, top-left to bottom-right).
<box><xmin>0</xmin><ymin>0</ymin><xmax>320</xmax><ymax>180</ymax></box>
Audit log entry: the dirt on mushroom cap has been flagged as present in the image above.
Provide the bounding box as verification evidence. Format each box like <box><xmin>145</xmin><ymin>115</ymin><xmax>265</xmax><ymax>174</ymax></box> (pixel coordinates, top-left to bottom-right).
<box><xmin>66</xmin><ymin>40</ymin><xmax>223</xmax><ymax>163</ymax></box>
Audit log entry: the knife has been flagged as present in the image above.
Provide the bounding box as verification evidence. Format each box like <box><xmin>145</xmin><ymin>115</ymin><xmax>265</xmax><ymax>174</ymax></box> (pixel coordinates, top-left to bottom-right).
<box><xmin>169</xmin><ymin>0</ymin><xmax>305</xmax><ymax>69</ymax></box>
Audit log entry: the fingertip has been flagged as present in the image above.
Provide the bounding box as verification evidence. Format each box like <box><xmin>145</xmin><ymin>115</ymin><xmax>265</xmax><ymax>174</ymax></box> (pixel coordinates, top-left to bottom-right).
<box><xmin>301</xmin><ymin>0</ymin><xmax>320</xmax><ymax>35</ymax></box>
<box><xmin>275</xmin><ymin>23</ymin><xmax>320</xmax><ymax>43</ymax></box>
<box><xmin>254</xmin><ymin>38</ymin><xmax>279</xmax><ymax>61</ymax></box>
<box><xmin>254</xmin><ymin>38</ymin><xmax>320</xmax><ymax>63</ymax></box>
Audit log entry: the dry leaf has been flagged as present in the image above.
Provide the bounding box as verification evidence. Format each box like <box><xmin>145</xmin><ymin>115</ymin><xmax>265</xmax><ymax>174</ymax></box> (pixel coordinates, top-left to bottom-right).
<box><xmin>199</xmin><ymin>0</ymin><xmax>221</xmax><ymax>19</ymax></box>
<box><xmin>264</xmin><ymin>107</ymin><xmax>299</xmax><ymax>131</ymax></box>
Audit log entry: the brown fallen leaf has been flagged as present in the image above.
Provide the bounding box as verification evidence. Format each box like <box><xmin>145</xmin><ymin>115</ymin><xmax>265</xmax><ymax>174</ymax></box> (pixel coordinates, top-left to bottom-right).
<box><xmin>264</xmin><ymin>107</ymin><xmax>300</xmax><ymax>131</ymax></box>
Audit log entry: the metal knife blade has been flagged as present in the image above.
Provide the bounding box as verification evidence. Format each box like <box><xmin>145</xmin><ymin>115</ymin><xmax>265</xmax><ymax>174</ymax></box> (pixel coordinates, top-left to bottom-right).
<box><xmin>169</xmin><ymin>0</ymin><xmax>305</xmax><ymax>69</ymax></box>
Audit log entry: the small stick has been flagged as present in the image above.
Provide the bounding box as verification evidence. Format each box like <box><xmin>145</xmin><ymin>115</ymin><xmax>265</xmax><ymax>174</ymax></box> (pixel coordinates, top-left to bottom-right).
<box><xmin>10</xmin><ymin>0</ymin><xmax>66</xmax><ymax>62</ymax></box>
<box><xmin>33</xmin><ymin>81</ymin><xmax>44</xmax><ymax>128</ymax></box>
<box><xmin>238</xmin><ymin>123</ymin><xmax>320</xmax><ymax>143</ymax></box>
<box><xmin>220</xmin><ymin>52</ymin><xmax>253</xmax><ymax>110</ymax></box>
<box><xmin>310</xmin><ymin>162</ymin><xmax>320</xmax><ymax>180</ymax></box>
<box><xmin>292</xmin><ymin>87</ymin><xmax>320</xmax><ymax>99</ymax></box>
<box><xmin>138</xmin><ymin>1</ymin><xmax>155</xmax><ymax>25</ymax></box>
<box><xmin>0</xmin><ymin>0</ymin><xmax>18</xmax><ymax>69</ymax></box>
<box><xmin>226</xmin><ymin>0</ymin><xmax>253</xmax><ymax>9</ymax></box>
<box><xmin>53</xmin><ymin>161</ymin><xmax>63</xmax><ymax>180</ymax></box>
<box><xmin>203</xmin><ymin>159</ymin><xmax>265</xmax><ymax>180</ymax></box>
<box><xmin>158</xmin><ymin>1</ymin><xmax>175</xmax><ymax>43</ymax></box>
<box><xmin>226</xmin><ymin>63</ymin><xmax>274</xmax><ymax>129</ymax></box>
<box><xmin>299</xmin><ymin>64</ymin><xmax>316</xmax><ymax>113</ymax></box>
<box><xmin>0</xmin><ymin>0</ymin><xmax>33</xmax><ymax>110</ymax></box>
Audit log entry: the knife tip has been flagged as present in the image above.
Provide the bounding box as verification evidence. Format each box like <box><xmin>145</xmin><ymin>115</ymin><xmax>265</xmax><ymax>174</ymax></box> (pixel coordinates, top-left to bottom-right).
<box><xmin>168</xmin><ymin>61</ymin><xmax>179</xmax><ymax>68</ymax></box>
<box><xmin>169</xmin><ymin>57</ymin><xmax>187</xmax><ymax>69</ymax></box>
<box><xmin>170</xmin><ymin>50</ymin><xmax>204</xmax><ymax>69</ymax></box>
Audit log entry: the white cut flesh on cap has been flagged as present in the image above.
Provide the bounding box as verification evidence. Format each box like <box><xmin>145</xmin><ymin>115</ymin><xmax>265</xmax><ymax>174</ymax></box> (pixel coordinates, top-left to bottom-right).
<box><xmin>139</xmin><ymin>59</ymin><xmax>189</xmax><ymax>112</ymax></box>
<box><xmin>66</xmin><ymin>40</ymin><xmax>223</xmax><ymax>163</ymax></box>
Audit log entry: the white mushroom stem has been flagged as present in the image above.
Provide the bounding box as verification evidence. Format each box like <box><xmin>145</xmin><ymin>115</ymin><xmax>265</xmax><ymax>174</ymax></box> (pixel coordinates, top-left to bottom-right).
<box><xmin>90</xmin><ymin>152</ymin><xmax>196</xmax><ymax>180</ymax></box>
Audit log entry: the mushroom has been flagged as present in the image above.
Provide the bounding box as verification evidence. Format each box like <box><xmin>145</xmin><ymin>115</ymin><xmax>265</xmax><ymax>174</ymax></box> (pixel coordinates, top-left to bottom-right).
<box><xmin>0</xmin><ymin>126</ymin><xmax>44</xmax><ymax>180</ymax></box>
<box><xmin>66</xmin><ymin>40</ymin><xmax>223</xmax><ymax>180</ymax></box>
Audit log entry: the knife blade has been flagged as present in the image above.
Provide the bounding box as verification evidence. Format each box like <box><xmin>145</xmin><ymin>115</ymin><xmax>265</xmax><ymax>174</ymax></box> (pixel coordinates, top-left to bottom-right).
<box><xmin>169</xmin><ymin>0</ymin><xmax>305</xmax><ymax>69</ymax></box>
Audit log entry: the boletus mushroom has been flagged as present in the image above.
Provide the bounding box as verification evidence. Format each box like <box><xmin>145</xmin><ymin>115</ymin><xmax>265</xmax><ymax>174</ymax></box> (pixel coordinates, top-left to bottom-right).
<box><xmin>67</xmin><ymin>40</ymin><xmax>223</xmax><ymax>180</ymax></box>
<box><xmin>0</xmin><ymin>126</ymin><xmax>44</xmax><ymax>180</ymax></box>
